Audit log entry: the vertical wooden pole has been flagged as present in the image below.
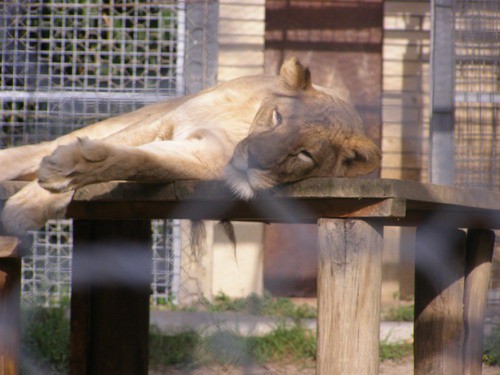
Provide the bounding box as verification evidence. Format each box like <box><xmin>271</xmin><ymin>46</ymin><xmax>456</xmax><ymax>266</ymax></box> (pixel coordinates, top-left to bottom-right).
<box><xmin>415</xmin><ymin>226</ymin><xmax>466</xmax><ymax>375</ymax></box>
<box><xmin>317</xmin><ymin>219</ymin><xmax>383</xmax><ymax>375</ymax></box>
<box><xmin>71</xmin><ymin>220</ymin><xmax>151</xmax><ymax>375</ymax></box>
<box><xmin>0</xmin><ymin>237</ymin><xmax>21</xmax><ymax>375</ymax></box>
<box><xmin>464</xmin><ymin>229</ymin><xmax>495</xmax><ymax>375</ymax></box>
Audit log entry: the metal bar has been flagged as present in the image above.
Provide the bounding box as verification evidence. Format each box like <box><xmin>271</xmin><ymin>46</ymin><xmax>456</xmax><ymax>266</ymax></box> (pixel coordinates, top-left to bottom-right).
<box><xmin>430</xmin><ymin>0</ymin><xmax>456</xmax><ymax>185</ymax></box>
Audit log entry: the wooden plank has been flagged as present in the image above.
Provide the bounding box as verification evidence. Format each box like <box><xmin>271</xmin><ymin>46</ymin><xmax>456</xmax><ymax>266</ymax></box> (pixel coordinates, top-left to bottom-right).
<box><xmin>0</xmin><ymin>238</ymin><xmax>19</xmax><ymax>258</ymax></box>
<box><xmin>317</xmin><ymin>219</ymin><xmax>383</xmax><ymax>375</ymax></box>
<box><xmin>2</xmin><ymin>178</ymin><xmax>500</xmax><ymax>213</ymax></box>
<box><xmin>415</xmin><ymin>226</ymin><xmax>466</xmax><ymax>375</ymax></box>
<box><xmin>67</xmin><ymin>197</ymin><xmax>405</xmax><ymax>222</ymax></box>
<box><xmin>63</xmin><ymin>178</ymin><xmax>500</xmax><ymax>211</ymax></box>
<box><xmin>464</xmin><ymin>229</ymin><xmax>495</xmax><ymax>375</ymax></box>
<box><xmin>71</xmin><ymin>220</ymin><xmax>151</xmax><ymax>375</ymax></box>
<box><xmin>3</xmin><ymin>178</ymin><xmax>500</xmax><ymax>225</ymax></box>
<box><xmin>0</xmin><ymin>255</ymin><xmax>20</xmax><ymax>375</ymax></box>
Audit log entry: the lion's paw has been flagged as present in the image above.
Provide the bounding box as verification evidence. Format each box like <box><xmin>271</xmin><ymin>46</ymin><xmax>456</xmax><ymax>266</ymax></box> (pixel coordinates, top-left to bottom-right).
<box><xmin>1</xmin><ymin>182</ymin><xmax>73</xmax><ymax>235</ymax></box>
<box><xmin>38</xmin><ymin>137</ymin><xmax>108</xmax><ymax>192</ymax></box>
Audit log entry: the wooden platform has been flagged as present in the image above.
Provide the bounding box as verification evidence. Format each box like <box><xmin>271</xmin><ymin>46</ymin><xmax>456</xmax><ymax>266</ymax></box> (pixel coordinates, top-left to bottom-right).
<box><xmin>1</xmin><ymin>177</ymin><xmax>499</xmax><ymax>375</ymax></box>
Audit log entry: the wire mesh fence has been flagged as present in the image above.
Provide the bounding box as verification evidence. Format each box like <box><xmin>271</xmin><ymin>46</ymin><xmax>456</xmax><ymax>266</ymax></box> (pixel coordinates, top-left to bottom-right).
<box><xmin>454</xmin><ymin>0</ymin><xmax>500</xmax><ymax>191</ymax></box>
<box><xmin>1</xmin><ymin>0</ymin><xmax>183</xmax><ymax>146</ymax></box>
<box><xmin>1</xmin><ymin>0</ymin><xmax>218</xmax><ymax>307</ymax></box>
<box><xmin>452</xmin><ymin>0</ymin><xmax>500</xmax><ymax>317</ymax></box>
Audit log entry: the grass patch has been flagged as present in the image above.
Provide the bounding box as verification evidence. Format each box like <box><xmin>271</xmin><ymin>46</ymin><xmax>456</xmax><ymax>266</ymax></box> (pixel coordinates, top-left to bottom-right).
<box><xmin>21</xmin><ymin>306</ymin><xmax>70</xmax><ymax>374</ymax></box>
<box><xmin>253</xmin><ymin>325</ymin><xmax>317</xmax><ymax>363</ymax></box>
<box><xmin>149</xmin><ymin>329</ymin><xmax>200</xmax><ymax>367</ymax></box>
<box><xmin>198</xmin><ymin>291</ymin><xmax>317</xmax><ymax>320</ymax></box>
<box><xmin>380</xmin><ymin>340</ymin><xmax>413</xmax><ymax>362</ymax></box>
<box><xmin>149</xmin><ymin>325</ymin><xmax>317</xmax><ymax>368</ymax></box>
<box><xmin>483</xmin><ymin>325</ymin><xmax>500</xmax><ymax>366</ymax></box>
<box><xmin>24</xmin><ymin>304</ymin><xmax>500</xmax><ymax>371</ymax></box>
<box><xmin>383</xmin><ymin>304</ymin><xmax>414</xmax><ymax>322</ymax></box>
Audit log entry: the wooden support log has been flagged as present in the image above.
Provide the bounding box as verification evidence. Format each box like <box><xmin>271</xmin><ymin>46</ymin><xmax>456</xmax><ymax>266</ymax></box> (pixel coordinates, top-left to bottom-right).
<box><xmin>0</xmin><ymin>237</ymin><xmax>21</xmax><ymax>375</ymax></box>
<box><xmin>317</xmin><ymin>219</ymin><xmax>383</xmax><ymax>375</ymax></box>
<box><xmin>70</xmin><ymin>220</ymin><xmax>151</xmax><ymax>375</ymax></box>
<box><xmin>415</xmin><ymin>226</ymin><xmax>466</xmax><ymax>375</ymax></box>
<box><xmin>464</xmin><ymin>229</ymin><xmax>495</xmax><ymax>375</ymax></box>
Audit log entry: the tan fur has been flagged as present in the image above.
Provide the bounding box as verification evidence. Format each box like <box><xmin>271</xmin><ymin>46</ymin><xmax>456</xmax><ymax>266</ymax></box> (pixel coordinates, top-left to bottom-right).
<box><xmin>0</xmin><ymin>58</ymin><xmax>381</xmax><ymax>234</ymax></box>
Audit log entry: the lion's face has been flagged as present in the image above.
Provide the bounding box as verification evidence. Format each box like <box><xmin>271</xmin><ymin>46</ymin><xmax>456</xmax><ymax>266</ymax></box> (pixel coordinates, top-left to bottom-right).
<box><xmin>225</xmin><ymin>58</ymin><xmax>381</xmax><ymax>199</ymax></box>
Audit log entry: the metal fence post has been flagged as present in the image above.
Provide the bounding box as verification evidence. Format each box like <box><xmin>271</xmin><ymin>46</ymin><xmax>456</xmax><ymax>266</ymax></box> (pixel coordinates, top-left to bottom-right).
<box><xmin>430</xmin><ymin>0</ymin><xmax>455</xmax><ymax>185</ymax></box>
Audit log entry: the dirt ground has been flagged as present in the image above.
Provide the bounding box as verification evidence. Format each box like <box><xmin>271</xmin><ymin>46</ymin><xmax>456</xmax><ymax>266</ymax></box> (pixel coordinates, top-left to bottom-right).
<box><xmin>152</xmin><ymin>358</ymin><xmax>500</xmax><ymax>375</ymax></box>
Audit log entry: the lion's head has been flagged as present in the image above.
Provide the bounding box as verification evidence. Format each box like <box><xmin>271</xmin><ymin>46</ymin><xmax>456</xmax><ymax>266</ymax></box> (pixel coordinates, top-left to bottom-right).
<box><xmin>225</xmin><ymin>57</ymin><xmax>381</xmax><ymax>198</ymax></box>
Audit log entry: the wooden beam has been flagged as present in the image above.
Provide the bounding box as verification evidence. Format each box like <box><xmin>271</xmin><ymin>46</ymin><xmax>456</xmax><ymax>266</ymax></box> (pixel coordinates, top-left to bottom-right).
<box><xmin>0</xmin><ymin>238</ymin><xmax>18</xmax><ymax>259</ymax></box>
<box><xmin>67</xmin><ymin>197</ymin><xmax>405</xmax><ymax>223</ymax></box>
<box><xmin>415</xmin><ymin>226</ymin><xmax>466</xmax><ymax>375</ymax></box>
<box><xmin>317</xmin><ymin>219</ymin><xmax>383</xmax><ymax>375</ymax></box>
<box><xmin>464</xmin><ymin>229</ymin><xmax>495</xmax><ymax>375</ymax></box>
<box><xmin>0</xmin><ymin>236</ymin><xmax>21</xmax><ymax>375</ymax></box>
<box><xmin>70</xmin><ymin>220</ymin><xmax>151</xmax><ymax>375</ymax></box>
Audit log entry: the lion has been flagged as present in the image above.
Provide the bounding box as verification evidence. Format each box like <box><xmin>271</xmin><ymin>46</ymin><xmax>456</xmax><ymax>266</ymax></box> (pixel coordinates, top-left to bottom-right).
<box><xmin>0</xmin><ymin>58</ymin><xmax>381</xmax><ymax>234</ymax></box>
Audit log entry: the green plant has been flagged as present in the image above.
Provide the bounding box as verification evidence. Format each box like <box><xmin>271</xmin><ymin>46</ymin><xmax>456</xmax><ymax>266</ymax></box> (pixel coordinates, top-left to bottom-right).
<box><xmin>384</xmin><ymin>304</ymin><xmax>414</xmax><ymax>322</ymax></box>
<box><xmin>483</xmin><ymin>325</ymin><xmax>500</xmax><ymax>366</ymax></box>
<box><xmin>148</xmin><ymin>325</ymin><xmax>317</xmax><ymax>368</ymax></box>
<box><xmin>199</xmin><ymin>291</ymin><xmax>317</xmax><ymax>320</ymax></box>
<box><xmin>205</xmin><ymin>292</ymin><xmax>248</xmax><ymax>313</ymax></box>
<box><xmin>21</xmin><ymin>306</ymin><xmax>70</xmax><ymax>373</ymax></box>
<box><xmin>379</xmin><ymin>340</ymin><xmax>413</xmax><ymax>361</ymax></box>
<box><xmin>203</xmin><ymin>330</ymin><xmax>255</xmax><ymax>366</ymax></box>
<box><xmin>253</xmin><ymin>325</ymin><xmax>316</xmax><ymax>363</ymax></box>
<box><xmin>149</xmin><ymin>328</ymin><xmax>200</xmax><ymax>367</ymax></box>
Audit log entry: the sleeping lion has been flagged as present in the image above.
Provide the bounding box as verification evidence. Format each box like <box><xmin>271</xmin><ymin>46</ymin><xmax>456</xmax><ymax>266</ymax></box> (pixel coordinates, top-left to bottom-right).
<box><xmin>0</xmin><ymin>58</ymin><xmax>381</xmax><ymax>234</ymax></box>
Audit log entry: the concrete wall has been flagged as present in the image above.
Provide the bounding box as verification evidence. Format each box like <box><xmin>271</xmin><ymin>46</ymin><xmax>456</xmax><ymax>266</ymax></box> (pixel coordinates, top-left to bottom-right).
<box><xmin>217</xmin><ymin>0</ymin><xmax>265</xmax><ymax>81</ymax></box>
<box><xmin>380</xmin><ymin>1</ymin><xmax>431</xmax><ymax>302</ymax></box>
<box><xmin>210</xmin><ymin>0</ymin><xmax>266</xmax><ymax>299</ymax></box>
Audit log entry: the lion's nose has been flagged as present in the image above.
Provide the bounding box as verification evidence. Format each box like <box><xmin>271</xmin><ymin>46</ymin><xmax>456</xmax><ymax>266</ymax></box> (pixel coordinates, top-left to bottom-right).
<box><xmin>247</xmin><ymin>149</ymin><xmax>266</xmax><ymax>170</ymax></box>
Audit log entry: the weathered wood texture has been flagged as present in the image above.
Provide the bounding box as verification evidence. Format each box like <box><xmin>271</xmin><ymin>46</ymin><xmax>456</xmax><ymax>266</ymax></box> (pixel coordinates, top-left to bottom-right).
<box><xmin>317</xmin><ymin>219</ymin><xmax>383</xmax><ymax>375</ymax></box>
<box><xmin>415</xmin><ymin>227</ymin><xmax>467</xmax><ymax>375</ymax></box>
<box><xmin>464</xmin><ymin>230</ymin><xmax>495</xmax><ymax>375</ymax></box>
<box><xmin>0</xmin><ymin>238</ymin><xmax>18</xmax><ymax>259</ymax></box>
<box><xmin>2</xmin><ymin>179</ymin><xmax>500</xmax><ymax>223</ymax></box>
<box><xmin>0</xmin><ymin>237</ymin><xmax>20</xmax><ymax>375</ymax></box>
<box><xmin>0</xmin><ymin>178</ymin><xmax>499</xmax><ymax>375</ymax></box>
<box><xmin>70</xmin><ymin>220</ymin><xmax>151</xmax><ymax>375</ymax></box>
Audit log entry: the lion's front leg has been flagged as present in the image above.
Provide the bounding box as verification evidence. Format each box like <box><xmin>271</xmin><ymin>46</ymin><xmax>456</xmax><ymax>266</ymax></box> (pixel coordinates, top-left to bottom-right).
<box><xmin>38</xmin><ymin>137</ymin><xmax>231</xmax><ymax>192</ymax></box>
<box><xmin>37</xmin><ymin>137</ymin><xmax>121</xmax><ymax>192</ymax></box>
<box><xmin>1</xmin><ymin>181</ymin><xmax>73</xmax><ymax>234</ymax></box>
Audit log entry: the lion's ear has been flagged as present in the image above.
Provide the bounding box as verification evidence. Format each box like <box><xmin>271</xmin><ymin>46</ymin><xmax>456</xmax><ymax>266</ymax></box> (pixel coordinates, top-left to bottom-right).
<box><xmin>341</xmin><ymin>136</ymin><xmax>381</xmax><ymax>177</ymax></box>
<box><xmin>279</xmin><ymin>57</ymin><xmax>312</xmax><ymax>91</ymax></box>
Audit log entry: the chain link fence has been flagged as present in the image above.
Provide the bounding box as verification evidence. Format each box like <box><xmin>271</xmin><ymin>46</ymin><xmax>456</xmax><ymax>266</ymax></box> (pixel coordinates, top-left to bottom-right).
<box><xmin>1</xmin><ymin>0</ymin><xmax>218</xmax><ymax>307</ymax></box>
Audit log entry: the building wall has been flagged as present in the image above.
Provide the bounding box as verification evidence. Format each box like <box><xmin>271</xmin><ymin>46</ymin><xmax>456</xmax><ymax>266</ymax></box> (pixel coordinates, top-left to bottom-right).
<box><xmin>382</xmin><ymin>0</ymin><xmax>430</xmax><ymax>182</ymax></box>
<box><xmin>210</xmin><ymin>0</ymin><xmax>266</xmax><ymax>299</ymax></box>
<box><xmin>218</xmin><ymin>0</ymin><xmax>265</xmax><ymax>81</ymax></box>
<box><xmin>380</xmin><ymin>0</ymin><xmax>431</xmax><ymax>301</ymax></box>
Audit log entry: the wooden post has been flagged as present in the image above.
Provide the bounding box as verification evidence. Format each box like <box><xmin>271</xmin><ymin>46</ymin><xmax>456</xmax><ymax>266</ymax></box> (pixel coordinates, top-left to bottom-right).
<box><xmin>70</xmin><ymin>220</ymin><xmax>151</xmax><ymax>375</ymax></box>
<box><xmin>415</xmin><ymin>227</ymin><xmax>466</xmax><ymax>375</ymax></box>
<box><xmin>464</xmin><ymin>229</ymin><xmax>495</xmax><ymax>375</ymax></box>
<box><xmin>0</xmin><ymin>237</ymin><xmax>21</xmax><ymax>375</ymax></box>
<box><xmin>317</xmin><ymin>219</ymin><xmax>383</xmax><ymax>375</ymax></box>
